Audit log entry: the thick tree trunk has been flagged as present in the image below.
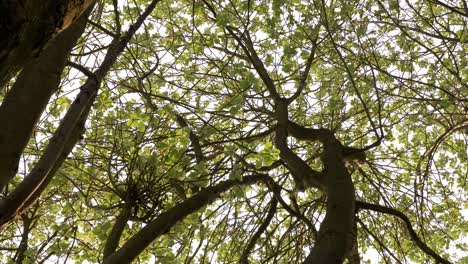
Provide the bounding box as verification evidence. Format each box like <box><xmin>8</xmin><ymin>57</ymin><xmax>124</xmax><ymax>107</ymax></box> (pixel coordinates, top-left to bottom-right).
<box><xmin>0</xmin><ymin>0</ymin><xmax>95</xmax><ymax>89</ymax></box>
<box><xmin>0</xmin><ymin>5</ymin><xmax>91</xmax><ymax>192</ymax></box>
<box><xmin>277</xmin><ymin>118</ymin><xmax>358</xmax><ymax>263</ymax></box>
<box><xmin>304</xmin><ymin>137</ymin><xmax>356</xmax><ymax>264</ymax></box>
<box><xmin>0</xmin><ymin>0</ymin><xmax>162</xmax><ymax>229</ymax></box>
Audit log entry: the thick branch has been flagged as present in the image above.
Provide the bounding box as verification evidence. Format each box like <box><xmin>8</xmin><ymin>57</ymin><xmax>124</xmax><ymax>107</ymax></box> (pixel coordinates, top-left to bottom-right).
<box><xmin>0</xmin><ymin>0</ymin><xmax>96</xmax><ymax>89</ymax></box>
<box><xmin>103</xmin><ymin>205</ymin><xmax>132</xmax><ymax>259</ymax></box>
<box><xmin>274</xmin><ymin>100</ymin><xmax>325</xmax><ymax>190</ymax></box>
<box><xmin>0</xmin><ymin>7</ymin><xmax>91</xmax><ymax>191</ymax></box>
<box><xmin>103</xmin><ymin>174</ymin><xmax>271</xmax><ymax>264</ymax></box>
<box><xmin>287</xmin><ymin>120</ymin><xmax>367</xmax><ymax>160</ymax></box>
<box><xmin>12</xmin><ymin>92</ymin><xmax>95</xmax><ymax>218</ymax></box>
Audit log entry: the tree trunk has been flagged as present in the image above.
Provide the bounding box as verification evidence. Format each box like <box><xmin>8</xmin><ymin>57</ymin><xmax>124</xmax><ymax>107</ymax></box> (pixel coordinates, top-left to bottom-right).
<box><xmin>0</xmin><ymin>0</ymin><xmax>95</xmax><ymax>89</ymax></box>
<box><xmin>304</xmin><ymin>138</ymin><xmax>356</xmax><ymax>264</ymax></box>
<box><xmin>0</xmin><ymin>4</ymin><xmax>91</xmax><ymax>191</ymax></box>
<box><xmin>0</xmin><ymin>0</ymin><xmax>162</xmax><ymax>229</ymax></box>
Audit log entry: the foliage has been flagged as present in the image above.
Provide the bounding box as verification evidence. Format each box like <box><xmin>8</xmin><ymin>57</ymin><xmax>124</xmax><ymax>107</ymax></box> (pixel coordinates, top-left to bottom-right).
<box><xmin>0</xmin><ymin>0</ymin><xmax>466</xmax><ymax>263</ymax></box>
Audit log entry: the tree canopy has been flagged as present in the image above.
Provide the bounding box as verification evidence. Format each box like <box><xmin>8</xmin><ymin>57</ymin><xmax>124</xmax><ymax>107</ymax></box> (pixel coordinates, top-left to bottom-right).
<box><xmin>0</xmin><ymin>0</ymin><xmax>466</xmax><ymax>263</ymax></box>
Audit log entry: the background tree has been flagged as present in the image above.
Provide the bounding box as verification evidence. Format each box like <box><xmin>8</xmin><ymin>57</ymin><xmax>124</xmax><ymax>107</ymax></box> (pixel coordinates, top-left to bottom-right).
<box><xmin>0</xmin><ymin>0</ymin><xmax>466</xmax><ymax>263</ymax></box>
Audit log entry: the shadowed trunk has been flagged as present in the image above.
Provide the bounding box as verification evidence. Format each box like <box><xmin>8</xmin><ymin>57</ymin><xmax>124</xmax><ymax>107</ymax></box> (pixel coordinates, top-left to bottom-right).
<box><xmin>0</xmin><ymin>0</ymin><xmax>95</xmax><ymax>89</ymax></box>
<box><xmin>0</xmin><ymin>4</ymin><xmax>92</xmax><ymax>192</ymax></box>
<box><xmin>0</xmin><ymin>0</ymin><xmax>162</xmax><ymax>229</ymax></box>
<box><xmin>304</xmin><ymin>136</ymin><xmax>356</xmax><ymax>264</ymax></box>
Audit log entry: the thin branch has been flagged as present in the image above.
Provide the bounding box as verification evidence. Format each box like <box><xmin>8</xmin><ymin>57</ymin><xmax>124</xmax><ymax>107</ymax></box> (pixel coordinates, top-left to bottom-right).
<box><xmin>240</xmin><ymin>197</ymin><xmax>277</xmax><ymax>264</ymax></box>
<box><xmin>356</xmin><ymin>201</ymin><xmax>452</xmax><ymax>264</ymax></box>
<box><xmin>87</xmin><ymin>19</ymin><xmax>119</xmax><ymax>38</ymax></box>
<box><xmin>287</xmin><ymin>29</ymin><xmax>320</xmax><ymax>103</ymax></box>
<box><xmin>66</xmin><ymin>61</ymin><xmax>96</xmax><ymax>79</ymax></box>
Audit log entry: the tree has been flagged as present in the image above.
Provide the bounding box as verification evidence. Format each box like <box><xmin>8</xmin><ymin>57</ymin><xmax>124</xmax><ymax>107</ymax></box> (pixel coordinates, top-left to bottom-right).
<box><xmin>0</xmin><ymin>0</ymin><xmax>466</xmax><ymax>263</ymax></box>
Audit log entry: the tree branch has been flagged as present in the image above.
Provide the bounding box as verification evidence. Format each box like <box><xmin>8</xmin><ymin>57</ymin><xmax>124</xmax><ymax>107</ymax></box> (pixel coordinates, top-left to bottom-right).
<box><xmin>103</xmin><ymin>174</ymin><xmax>272</xmax><ymax>264</ymax></box>
<box><xmin>103</xmin><ymin>205</ymin><xmax>132</xmax><ymax>259</ymax></box>
<box><xmin>0</xmin><ymin>0</ymin><xmax>163</xmax><ymax>228</ymax></box>
<box><xmin>356</xmin><ymin>201</ymin><xmax>452</xmax><ymax>264</ymax></box>
<box><xmin>240</xmin><ymin>197</ymin><xmax>277</xmax><ymax>264</ymax></box>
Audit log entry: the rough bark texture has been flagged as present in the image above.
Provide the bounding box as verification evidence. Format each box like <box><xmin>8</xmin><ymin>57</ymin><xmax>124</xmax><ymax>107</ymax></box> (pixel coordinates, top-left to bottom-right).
<box><xmin>273</xmin><ymin>101</ymin><xmax>356</xmax><ymax>263</ymax></box>
<box><xmin>0</xmin><ymin>5</ymin><xmax>91</xmax><ymax>191</ymax></box>
<box><xmin>103</xmin><ymin>174</ymin><xmax>270</xmax><ymax>264</ymax></box>
<box><xmin>0</xmin><ymin>0</ymin><xmax>95</xmax><ymax>89</ymax></box>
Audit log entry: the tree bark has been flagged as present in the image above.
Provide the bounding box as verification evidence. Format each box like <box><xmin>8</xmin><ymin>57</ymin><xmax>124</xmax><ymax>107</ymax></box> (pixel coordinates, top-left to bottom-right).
<box><xmin>0</xmin><ymin>4</ymin><xmax>91</xmax><ymax>192</ymax></box>
<box><xmin>14</xmin><ymin>214</ymin><xmax>31</xmax><ymax>264</ymax></box>
<box><xmin>0</xmin><ymin>0</ymin><xmax>95</xmax><ymax>89</ymax></box>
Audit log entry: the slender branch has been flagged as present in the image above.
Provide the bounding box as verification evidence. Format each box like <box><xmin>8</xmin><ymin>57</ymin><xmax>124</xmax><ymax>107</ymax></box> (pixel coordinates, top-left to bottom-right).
<box><xmin>240</xmin><ymin>197</ymin><xmax>277</xmax><ymax>264</ymax></box>
<box><xmin>103</xmin><ymin>205</ymin><xmax>132</xmax><ymax>259</ymax></box>
<box><xmin>175</xmin><ymin>114</ymin><xmax>205</xmax><ymax>164</ymax></box>
<box><xmin>14</xmin><ymin>214</ymin><xmax>32</xmax><ymax>264</ymax></box>
<box><xmin>428</xmin><ymin>0</ymin><xmax>468</xmax><ymax>17</ymax></box>
<box><xmin>87</xmin><ymin>19</ymin><xmax>119</xmax><ymax>38</ymax></box>
<box><xmin>66</xmin><ymin>61</ymin><xmax>96</xmax><ymax>79</ymax></box>
<box><xmin>226</xmin><ymin>26</ymin><xmax>281</xmax><ymax>101</ymax></box>
<box><xmin>269</xmin><ymin>181</ymin><xmax>317</xmax><ymax>237</ymax></box>
<box><xmin>357</xmin><ymin>217</ymin><xmax>402</xmax><ymax>263</ymax></box>
<box><xmin>356</xmin><ymin>201</ymin><xmax>452</xmax><ymax>264</ymax></box>
<box><xmin>287</xmin><ymin>30</ymin><xmax>320</xmax><ymax>103</ymax></box>
<box><xmin>201</xmin><ymin>0</ymin><xmax>280</xmax><ymax>101</ymax></box>
<box><xmin>112</xmin><ymin>0</ymin><xmax>122</xmax><ymax>34</ymax></box>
